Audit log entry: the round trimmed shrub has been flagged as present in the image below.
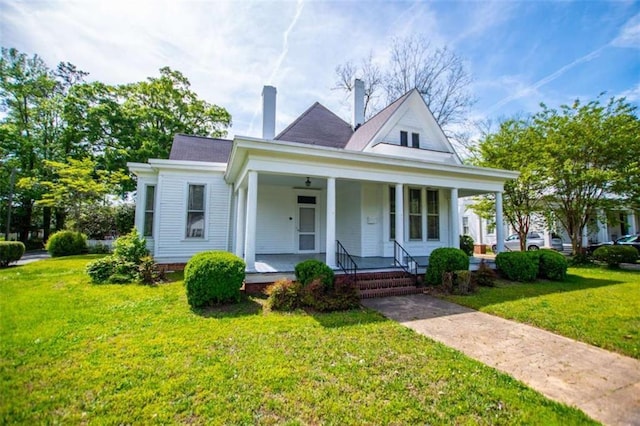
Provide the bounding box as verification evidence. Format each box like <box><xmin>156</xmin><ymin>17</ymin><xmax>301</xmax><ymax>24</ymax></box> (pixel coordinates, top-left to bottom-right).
<box><xmin>495</xmin><ymin>251</ymin><xmax>537</xmax><ymax>282</ymax></box>
<box><xmin>593</xmin><ymin>245</ymin><xmax>638</xmax><ymax>268</ymax></box>
<box><xmin>266</xmin><ymin>279</ymin><xmax>303</xmax><ymax>311</ymax></box>
<box><xmin>425</xmin><ymin>247</ymin><xmax>470</xmax><ymax>285</ymax></box>
<box><xmin>294</xmin><ymin>259</ymin><xmax>335</xmax><ymax>289</ymax></box>
<box><xmin>46</xmin><ymin>230</ymin><xmax>87</xmax><ymax>257</ymax></box>
<box><xmin>538</xmin><ymin>249</ymin><xmax>568</xmax><ymax>281</ymax></box>
<box><xmin>459</xmin><ymin>234</ymin><xmax>474</xmax><ymax>256</ymax></box>
<box><xmin>0</xmin><ymin>241</ymin><xmax>25</xmax><ymax>267</ymax></box>
<box><xmin>184</xmin><ymin>251</ymin><xmax>246</xmax><ymax>308</ymax></box>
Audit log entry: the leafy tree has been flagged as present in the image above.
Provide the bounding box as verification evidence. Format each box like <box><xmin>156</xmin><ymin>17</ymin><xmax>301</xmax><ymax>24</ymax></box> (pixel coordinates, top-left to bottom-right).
<box><xmin>474</xmin><ymin>118</ymin><xmax>547</xmax><ymax>251</ymax></box>
<box><xmin>534</xmin><ymin>97</ymin><xmax>640</xmax><ymax>254</ymax></box>
<box><xmin>334</xmin><ymin>35</ymin><xmax>475</xmax><ymax>130</ymax></box>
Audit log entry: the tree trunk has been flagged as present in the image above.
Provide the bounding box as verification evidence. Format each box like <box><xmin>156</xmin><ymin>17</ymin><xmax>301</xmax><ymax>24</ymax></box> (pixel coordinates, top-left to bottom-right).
<box><xmin>19</xmin><ymin>203</ymin><xmax>32</xmax><ymax>244</ymax></box>
<box><xmin>43</xmin><ymin>206</ymin><xmax>52</xmax><ymax>241</ymax></box>
<box><xmin>54</xmin><ymin>209</ymin><xmax>66</xmax><ymax>231</ymax></box>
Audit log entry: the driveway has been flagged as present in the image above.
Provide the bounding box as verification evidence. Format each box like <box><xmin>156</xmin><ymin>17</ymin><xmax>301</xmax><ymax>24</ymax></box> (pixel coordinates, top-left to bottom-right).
<box><xmin>363</xmin><ymin>294</ymin><xmax>640</xmax><ymax>426</ymax></box>
<box><xmin>16</xmin><ymin>250</ymin><xmax>50</xmax><ymax>266</ymax></box>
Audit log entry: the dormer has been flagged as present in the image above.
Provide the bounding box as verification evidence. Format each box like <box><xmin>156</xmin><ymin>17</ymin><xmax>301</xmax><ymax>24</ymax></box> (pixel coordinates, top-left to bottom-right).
<box><xmin>345</xmin><ymin>89</ymin><xmax>461</xmax><ymax>165</ymax></box>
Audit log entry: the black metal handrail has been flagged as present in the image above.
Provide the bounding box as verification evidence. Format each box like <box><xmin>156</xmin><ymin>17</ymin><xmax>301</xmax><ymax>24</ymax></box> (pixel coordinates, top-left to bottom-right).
<box><xmin>393</xmin><ymin>240</ymin><xmax>418</xmax><ymax>283</ymax></box>
<box><xmin>336</xmin><ymin>240</ymin><xmax>358</xmax><ymax>283</ymax></box>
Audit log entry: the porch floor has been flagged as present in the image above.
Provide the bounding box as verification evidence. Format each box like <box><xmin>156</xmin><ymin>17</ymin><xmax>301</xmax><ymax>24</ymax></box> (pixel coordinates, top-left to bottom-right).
<box><xmin>253</xmin><ymin>253</ymin><xmax>492</xmax><ymax>273</ymax></box>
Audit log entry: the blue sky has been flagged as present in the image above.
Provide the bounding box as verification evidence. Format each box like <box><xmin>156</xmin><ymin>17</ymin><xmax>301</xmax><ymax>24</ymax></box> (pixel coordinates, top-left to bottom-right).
<box><xmin>2</xmin><ymin>0</ymin><xmax>639</xmax><ymax>140</ymax></box>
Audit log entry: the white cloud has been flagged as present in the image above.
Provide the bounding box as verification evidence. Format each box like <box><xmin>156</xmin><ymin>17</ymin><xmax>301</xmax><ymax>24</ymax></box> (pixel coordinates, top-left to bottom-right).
<box><xmin>618</xmin><ymin>82</ymin><xmax>640</xmax><ymax>102</ymax></box>
<box><xmin>612</xmin><ymin>13</ymin><xmax>640</xmax><ymax>48</ymax></box>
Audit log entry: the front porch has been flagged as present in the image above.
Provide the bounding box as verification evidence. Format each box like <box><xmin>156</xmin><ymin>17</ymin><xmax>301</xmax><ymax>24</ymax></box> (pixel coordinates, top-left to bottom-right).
<box><xmin>251</xmin><ymin>252</ymin><xmax>495</xmax><ymax>274</ymax></box>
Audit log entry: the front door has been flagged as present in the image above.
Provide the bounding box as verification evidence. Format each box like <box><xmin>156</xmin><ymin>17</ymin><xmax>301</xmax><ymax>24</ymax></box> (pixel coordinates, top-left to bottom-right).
<box><xmin>297</xmin><ymin>195</ymin><xmax>317</xmax><ymax>252</ymax></box>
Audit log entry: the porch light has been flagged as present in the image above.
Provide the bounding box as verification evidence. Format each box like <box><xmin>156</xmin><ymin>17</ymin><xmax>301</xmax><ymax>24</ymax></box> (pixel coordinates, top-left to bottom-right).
<box><xmin>305</xmin><ymin>177</ymin><xmax>311</xmax><ymax>187</ymax></box>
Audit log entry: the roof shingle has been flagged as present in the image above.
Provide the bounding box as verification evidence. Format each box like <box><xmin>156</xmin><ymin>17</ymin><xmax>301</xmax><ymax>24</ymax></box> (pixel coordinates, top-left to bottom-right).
<box><xmin>275</xmin><ymin>102</ymin><xmax>353</xmax><ymax>149</ymax></box>
<box><xmin>169</xmin><ymin>134</ymin><xmax>233</xmax><ymax>163</ymax></box>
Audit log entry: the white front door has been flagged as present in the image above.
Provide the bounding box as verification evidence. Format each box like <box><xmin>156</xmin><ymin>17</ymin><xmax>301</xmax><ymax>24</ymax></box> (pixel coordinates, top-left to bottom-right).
<box><xmin>297</xmin><ymin>195</ymin><xmax>317</xmax><ymax>252</ymax></box>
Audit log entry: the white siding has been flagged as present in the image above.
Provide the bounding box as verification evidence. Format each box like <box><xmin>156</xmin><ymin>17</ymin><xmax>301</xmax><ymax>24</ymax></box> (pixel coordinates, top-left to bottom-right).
<box><xmin>360</xmin><ymin>183</ymin><xmax>383</xmax><ymax>257</ymax></box>
<box><xmin>255</xmin><ymin>185</ymin><xmax>295</xmax><ymax>254</ymax></box>
<box><xmin>336</xmin><ymin>181</ymin><xmax>362</xmax><ymax>256</ymax></box>
<box><xmin>154</xmin><ymin>170</ymin><xmax>231</xmax><ymax>263</ymax></box>
<box><xmin>378</xmin><ymin>108</ymin><xmax>450</xmax><ymax>152</ymax></box>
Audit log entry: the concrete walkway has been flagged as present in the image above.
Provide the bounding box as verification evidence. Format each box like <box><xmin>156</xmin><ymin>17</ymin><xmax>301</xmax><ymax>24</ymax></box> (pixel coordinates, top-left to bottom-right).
<box><xmin>362</xmin><ymin>294</ymin><xmax>640</xmax><ymax>426</ymax></box>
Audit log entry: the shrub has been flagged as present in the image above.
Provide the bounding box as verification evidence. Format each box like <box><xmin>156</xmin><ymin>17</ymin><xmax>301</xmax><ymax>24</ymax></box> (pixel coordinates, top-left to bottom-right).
<box><xmin>455</xmin><ymin>270</ymin><xmax>473</xmax><ymax>294</ymax></box>
<box><xmin>86</xmin><ymin>257</ymin><xmax>118</xmax><ymax>284</ymax></box>
<box><xmin>184</xmin><ymin>251</ymin><xmax>245</xmax><ymax>308</ymax></box>
<box><xmin>302</xmin><ymin>278</ymin><xmax>359</xmax><ymax>312</ymax></box>
<box><xmin>425</xmin><ymin>248</ymin><xmax>470</xmax><ymax>285</ymax></box>
<box><xmin>592</xmin><ymin>245</ymin><xmax>639</xmax><ymax>268</ymax></box>
<box><xmin>474</xmin><ymin>260</ymin><xmax>497</xmax><ymax>287</ymax></box>
<box><xmin>74</xmin><ymin>205</ymin><xmax>115</xmax><ymax>239</ymax></box>
<box><xmin>266</xmin><ymin>279</ymin><xmax>303</xmax><ymax>311</ymax></box>
<box><xmin>570</xmin><ymin>251</ymin><xmax>592</xmax><ymax>266</ymax></box>
<box><xmin>495</xmin><ymin>252</ymin><xmax>537</xmax><ymax>282</ymax></box>
<box><xmin>537</xmin><ymin>249</ymin><xmax>568</xmax><ymax>281</ymax></box>
<box><xmin>112</xmin><ymin>229</ymin><xmax>148</xmax><ymax>264</ymax></box>
<box><xmin>46</xmin><ymin>230</ymin><xmax>87</xmax><ymax>257</ymax></box>
<box><xmin>0</xmin><ymin>241</ymin><xmax>25</xmax><ymax>267</ymax></box>
<box><xmin>294</xmin><ymin>259</ymin><xmax>335</xmax><ymax>289</ymax></box>
<box><xmin>115</xmin><ymin>203</ymin><xmax>136</xmax><ymax>235</ymax></box>
<box><xmin>459</xmin><ymin>234</ymin><xmax>474</xmax><ymax>256</ymax></box>
<box><xmin>138</xmin><ymin>256</ymin><xmax>164</xmax><ymax>285</ymax></box>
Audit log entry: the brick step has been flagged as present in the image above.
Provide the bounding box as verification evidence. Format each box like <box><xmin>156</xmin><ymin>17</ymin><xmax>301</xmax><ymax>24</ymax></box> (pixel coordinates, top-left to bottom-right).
<box><xmin>358</xmin><ymin>286</ymin><xmax>424</xmax><ymax>299</ymax></box>
<box><xmin>336</xmin><ymin>270</ymin><xmax>416</xmax><ymax>285</ymax></box>
<box><xmin>355</xmin><ymin>277</ymin><xmax>416</xmax><ymax>290</ymax></box>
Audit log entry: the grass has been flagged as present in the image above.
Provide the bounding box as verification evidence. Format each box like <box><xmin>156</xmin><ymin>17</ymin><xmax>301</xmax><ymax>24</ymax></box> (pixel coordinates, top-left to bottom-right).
<box><xmin>0</xmin><ymin>257</ymin><xmax>596</xmax><ymax>425</ymax></box>
<box><xmin>444</xmin><ymin>266</ymin><xmax>640</xmax><ymax>359</ymax></box>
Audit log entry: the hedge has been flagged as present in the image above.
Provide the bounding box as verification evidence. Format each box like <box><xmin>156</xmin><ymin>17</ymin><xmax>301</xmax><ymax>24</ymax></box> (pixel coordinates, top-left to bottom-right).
<box><xmin>294</xmin><ymin>259</ymin><xmax>335</xmax><ymax>289</ymax></box>
<box><xmin>593</xmin><ymin>245</ymin><xmax>639</xmax><ymax>268</ymax></box>
<box><xmin>0</xmin><ymin>241</ymin><xmax>25</xmax><ymax>267</ymax></box>
<box><xmin>46</xmin><ymin>231</ymin><xmax>87</xmax><ymax>257</ymax></box>
<box><xmin>425</xmin><ymin>248</ymin><xmax>469</xmax><ymax>285</ymax></box>
<box><xmin>184</xmin><ymin>251</ymin><xmax>246</xmax><ymax>308</ymax></box>
<box><xmin>495</xmin><ymin>251</ymin><xmax>537</xmax><ymax>282</ymax></box>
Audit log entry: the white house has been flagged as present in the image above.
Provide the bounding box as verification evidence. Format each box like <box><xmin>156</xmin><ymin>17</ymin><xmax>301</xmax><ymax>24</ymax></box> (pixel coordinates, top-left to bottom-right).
<box><xmin>128</xmin><ymin>82</ymin><xmax>518</xmax><ymax>271</ymax></box>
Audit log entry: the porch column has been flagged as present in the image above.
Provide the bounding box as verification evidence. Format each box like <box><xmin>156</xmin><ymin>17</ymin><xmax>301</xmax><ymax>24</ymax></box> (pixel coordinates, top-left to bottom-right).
<box><xmin>598</xmin><ymin>209</ymin><xmax>608</xmax><ymax>243</ymax></box>
<box><xmin>449</xmin><ymin>188</ymin><xmax>459</xmax><ymax>248</ymax></box>
<box><xmin>244</xmin><ymin>171</ymin><xmax>258</xmax><ymax>271</ymax></box>
<box><xmin>325</xmin><ymin>177</ymin><xmax>336</xmax><ymax>268</ymax></box>
<box><xmin>234</xmin><ymin>186</ymin><xmax>246</xmax><ymax>258</ymax></box>
<box><xmin>395</xmin><ymin>184</ymin><xmax>404</xmax><ymax>247</ymax></box>
<box><xmin>495</xmin><ymin>191</ymin><xmax>505</xmax><ymax>253</ymax></box>
<box><xmin>627</xmin><ymin>212</ymin><xmax>637</xmax><ymax>235</ymax></box>
<box><xmin>543</xmin><ymin>230</ymin><xmax>552</xmax><ymax>248</ymax></box>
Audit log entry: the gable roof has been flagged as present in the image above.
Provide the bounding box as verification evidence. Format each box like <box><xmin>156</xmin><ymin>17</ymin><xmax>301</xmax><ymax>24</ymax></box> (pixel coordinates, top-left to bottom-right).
<box><xmin>169</xmin><ymin>134</ymin><xmax>233</xmax><ymax>163</ymax></box>
<box><xmin>275</xmin><ymin>102</ymin><xmax>353</xmax><ymax>148</ymax></box>
<box><xmin>344</xmin><ymin>89</ymin><xmax>414</xmax><ymax>151</ymax></box>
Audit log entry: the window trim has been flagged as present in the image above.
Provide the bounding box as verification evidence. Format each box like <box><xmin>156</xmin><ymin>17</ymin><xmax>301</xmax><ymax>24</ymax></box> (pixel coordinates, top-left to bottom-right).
<box><xmin>389</xmin><ymin>186</ymin><xmax>396</xmax><ymax>240</ymax></box>
<box><xmin>143</xmin><ymin>184</ymin><xmax>155</xmax><ymax>237</ymax></box>
<box><xmin>185</xmin><ymin>183</ymin><xmax>207</xmax><ymax>239</ymax></box>
<box><xmin>427</xmin><ymin>189</ymin><xmax>440</xmax><ymax>241</ymax></box>
<box><xmin>408</xmin><ymin>187</ymin><xmax>422</xmax><ymax>240</ymax></box>
<box><xmin>462</xmin><ymin>216</ymin><xmax>469</xmax><ymax>236</ymax></box>
<box><xmin>411</xmin><ymin>132</ymin><xmax>420</xmax><ymax>148</ymax></box>
<box><xmin>400</xmin><ymin>131</ymin><xmax>408</xmax><ymax>147</ymax></box>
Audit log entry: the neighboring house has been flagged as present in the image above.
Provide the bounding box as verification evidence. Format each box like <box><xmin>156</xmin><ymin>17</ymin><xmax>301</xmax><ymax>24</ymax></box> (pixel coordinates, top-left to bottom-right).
<box><xmin>128</xmin><ymin>81</ymin><xmax>518</xmax><ymax>271</ymax></box>
<box><xmin>459</xmin><ymin>197</ymin><xmax>639</xmax><ymax>250</ymax></box>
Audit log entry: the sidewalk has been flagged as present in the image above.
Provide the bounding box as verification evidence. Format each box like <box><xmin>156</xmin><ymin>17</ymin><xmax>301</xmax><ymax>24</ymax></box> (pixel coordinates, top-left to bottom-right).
<box><xmin>16</xmin><ymin>250</ymin><xmax>50</xmax><ymax>266</ymax></box>
<box><xmin>363</xmin><ymin>294</ymin><xmax>640</xmax><ymax>426</ymax></box>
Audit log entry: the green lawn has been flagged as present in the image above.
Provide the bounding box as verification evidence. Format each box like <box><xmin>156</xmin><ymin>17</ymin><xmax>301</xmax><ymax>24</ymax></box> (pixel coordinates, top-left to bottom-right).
<box><xmin>445</xmin><ymin>267</ymin><xmax>640</xmax><ymax>359</ymax></box>
<box><xmin>0</xmin><ymin>257</ymin><xmax>595</xmax><ymax>425</ymax></box>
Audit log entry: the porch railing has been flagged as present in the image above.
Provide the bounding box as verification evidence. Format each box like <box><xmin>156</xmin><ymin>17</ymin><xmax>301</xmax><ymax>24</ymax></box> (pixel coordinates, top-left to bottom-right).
<box><xmin>393</xmin><ymin>240</ymin><xmax>418</xmax><ymax>283</ymax></box>
<box><xmin>336</xmin><ymin>240</ymin><xmax>358</xmax><ymax>283</ymax></box>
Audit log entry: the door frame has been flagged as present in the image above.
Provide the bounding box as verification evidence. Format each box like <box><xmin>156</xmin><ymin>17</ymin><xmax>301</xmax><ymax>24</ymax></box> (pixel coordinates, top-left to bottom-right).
<box><xmin>294</xmin><ymin>190</ymin><xmax>320</xmax><ymax>253</ymax></box>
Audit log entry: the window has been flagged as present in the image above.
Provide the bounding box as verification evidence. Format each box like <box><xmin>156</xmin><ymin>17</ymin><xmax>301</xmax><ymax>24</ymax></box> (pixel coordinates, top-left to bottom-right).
<box><xmin>412</xmin><ymin>132</ymin><xmax>420</xmax><ymax>148</ymax></box>
<box><xmin>186</xmin><ymin>184</ymin><xmax>205</xmax><ymax>238</ymax></box>
<box><xmin>389</xmin><ymin>186</ymin><xmax>395</xmax><ymax>240</ymax></box>
<box><xmin>427</xmin><ymin>190</ymin><xmax>439</xmax><ymax>240</ymax></box>
<box><xmin>409</xmin><ymin>188</ymin><xmax>422</xmax><ymax>240</ymax></box>
<box><xmin>144</xmin><ymin>185</ymin><xmax>155</xmax><ymax>237</ymax></box>
<box><xmin>462</xmin><ymin>216</ymin><xmax>469</xmax><ymax>235</ymax></box>
<box><xmin>400</xmin><ymin>131</ymin><xmax>408</xmax><ymax>147</ymax></box>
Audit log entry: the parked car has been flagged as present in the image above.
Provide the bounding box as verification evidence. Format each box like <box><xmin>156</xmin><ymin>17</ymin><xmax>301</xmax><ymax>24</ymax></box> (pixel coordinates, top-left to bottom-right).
<box><xmin>492</xmin><ymin>232</ymin><xmax>563</xmax><ymax>252</ymax></box>
<box><xmin>588</xmin><ymin>234</ymin><xmax>640</xmax><ymax>254</ymax></box>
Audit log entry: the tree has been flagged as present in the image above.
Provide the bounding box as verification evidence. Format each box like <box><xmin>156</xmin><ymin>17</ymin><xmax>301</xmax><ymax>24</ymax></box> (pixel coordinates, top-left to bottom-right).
<box><xmin>473</xmin><ymin>118</ymin><xmax>547</xmax><ymax>251</ymax></box>
<box><xmin>334</xmin><ymin>35</ymin><xmax>475</xmax><ymax>130</ymax></box>
<box><xmin>18</xmin><ymin>157</ymin><xmax>129</xmax><ymax>229</ymax></box>
<box><xmin>535</xmin><ymin>97</ymin><xmax>640</xmax><ymax>254</ymax></box>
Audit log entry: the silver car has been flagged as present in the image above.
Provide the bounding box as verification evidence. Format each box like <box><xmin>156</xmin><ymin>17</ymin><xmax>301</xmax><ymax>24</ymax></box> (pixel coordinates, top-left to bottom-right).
<box><xmin>492</xmin><ymin>232</ymin><xmax>564</xmax><ymax>252</ymax></box>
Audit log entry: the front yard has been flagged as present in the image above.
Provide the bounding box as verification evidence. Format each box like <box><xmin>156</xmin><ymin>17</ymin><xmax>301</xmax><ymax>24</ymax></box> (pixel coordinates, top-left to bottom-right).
<box><xmin>445</xmin><ymin>266</ymin><xmax>640</xmax><ymax>359</ymax></box>
<box><xmin>0</xmin><ymin>256</ymin><xmax>594</xmax><ymax>424</ymax></box>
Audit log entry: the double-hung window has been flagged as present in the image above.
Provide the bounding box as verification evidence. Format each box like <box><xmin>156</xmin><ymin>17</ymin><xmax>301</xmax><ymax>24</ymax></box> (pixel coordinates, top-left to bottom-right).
<box><xmin>409</xmin><ymin>188</ymin><xmax>422</xmax><ymax>240</ymax></box>
<box><xmin>427</xmin><ymin>190</ymin><xmax>439</xmax><ymax>240</ymax></box>
<box><xmin>186</xmin><ymin>184</ymin><xmax>205</xmax><ymax>238</ymax></box>
<box><xmin>463</xmin><ymin>216</ymin><xmax>469</xmax><ymax>235</ymax></box>
<box><xmin>400</xmin><ymin>131</ymin><xmax>408</xmax><ymax>147</ymax></box>
<box><xmin>412</xmin><ymin>132</ymin><xmax>420</xmax><ymax>148</ymax></box>
<box><xmin>143</xmin><ymin>185</ymin><xmax>155</xmax><ymax>237</ymax></box>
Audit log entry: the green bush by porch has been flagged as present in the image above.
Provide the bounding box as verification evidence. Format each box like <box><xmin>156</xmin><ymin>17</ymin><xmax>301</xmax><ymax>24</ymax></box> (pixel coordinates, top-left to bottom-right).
<box><xmin>0</xmin><ymin>256</ymin><xmax>594</xmax><ymax>424</ymax></box>
<box><xmin>592</xmin><ymin>245</ymin><xmax>638</xmax><ymax>268</ymax></box>
<box><xmin>184</xmin><ymin>251</ymin><xmax>245</xmax><ymax>308</ymax></box>
<box><xmin>425</xmin><ymin>247</ymin><xmax>469</xmax><ymax>285</ymax></box>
